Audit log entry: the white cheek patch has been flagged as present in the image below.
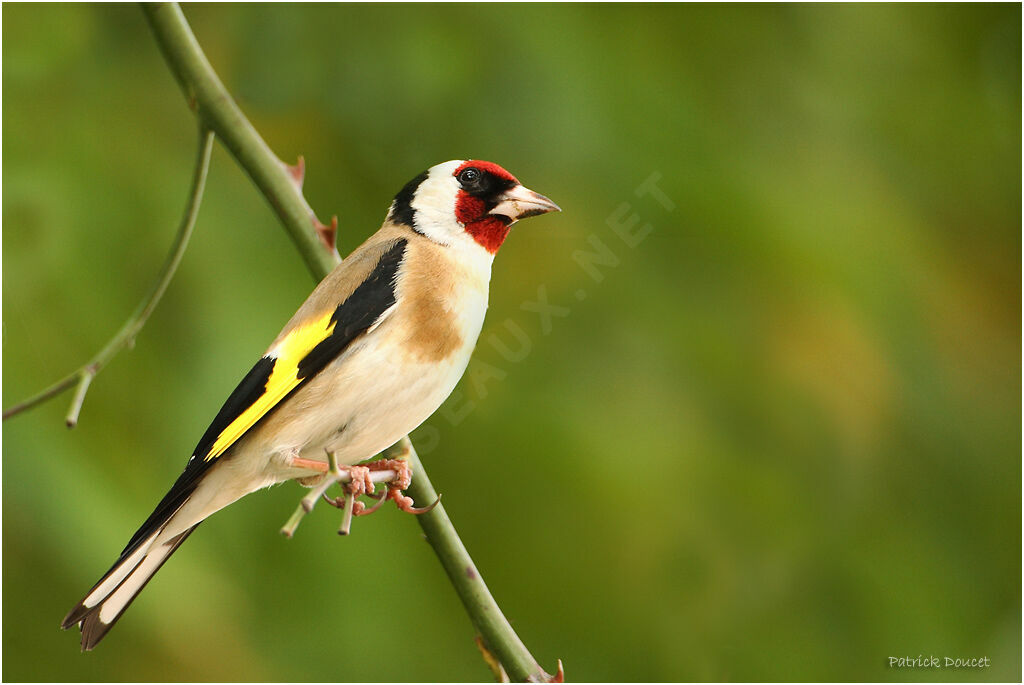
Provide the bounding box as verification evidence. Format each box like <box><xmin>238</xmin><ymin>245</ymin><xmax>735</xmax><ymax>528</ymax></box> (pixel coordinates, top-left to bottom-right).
<box><xmin>409</xmin><ymin>160</ymin><xmax>465</xmax><ymax>245</ymax></box>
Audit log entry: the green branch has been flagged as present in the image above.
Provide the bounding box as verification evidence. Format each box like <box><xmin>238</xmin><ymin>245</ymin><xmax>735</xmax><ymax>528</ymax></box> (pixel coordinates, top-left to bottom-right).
<box><xmin>140</xmin><ymin>3</ymin><xmax>556</xmax><ymax>682</ymax></box>
<box><xmin>141</xmin><ymin>3</ymin><xmax>337</xmax><ymax>280</ymax></box>
<box><xmin>403</xmin><ymin>438</ymin><xmax>559</xmax><ymax>682</ymax></box>
<box><xmin>3</xmin><ymin>126</ymin><xmax>214</xmax><ymax>426</ymax></box>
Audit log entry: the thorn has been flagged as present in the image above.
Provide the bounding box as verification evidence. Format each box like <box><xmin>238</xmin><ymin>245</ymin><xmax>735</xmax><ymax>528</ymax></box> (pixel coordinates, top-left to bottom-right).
<box><xmin>314</xmin><ymin>215</ymin><xmax>338</xmax><ymax>252</ymax></box>
<box><xmin>475</xmin><ymin>635</ymin><xmax>510</xmax><ymax>683</ymax></box>
<box><xmin>548</xmin><ymin>660</ymin><xmax>565</xmax><ymax>683</ymax></box>
<box><xmin>284</xmin><ymin>155</ymin><xmax>305</xmax><ymax>187</ymax></box>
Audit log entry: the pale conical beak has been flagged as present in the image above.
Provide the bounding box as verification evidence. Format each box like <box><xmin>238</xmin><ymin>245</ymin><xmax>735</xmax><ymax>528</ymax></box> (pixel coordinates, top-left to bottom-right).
<box><xmin>488</xmin><ymin>184</ymin><xmax>561</xmax><ymax>224</ymax></box>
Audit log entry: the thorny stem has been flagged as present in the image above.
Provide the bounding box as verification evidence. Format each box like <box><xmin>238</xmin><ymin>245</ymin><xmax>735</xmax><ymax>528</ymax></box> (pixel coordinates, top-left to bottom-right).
<box><xmin>3</xmin><ymin>127</ymin><xmax>214</xmax><ymax>425</ymax></box>
<box><xmin>140</xmin><ymin>2</ymin><xmax>339</xmax><ymax>279</ymax></box>
<box><xmin>401</xmin><ymin>438</ymin><xmax>555</xmax><ymax>682</ymax></box>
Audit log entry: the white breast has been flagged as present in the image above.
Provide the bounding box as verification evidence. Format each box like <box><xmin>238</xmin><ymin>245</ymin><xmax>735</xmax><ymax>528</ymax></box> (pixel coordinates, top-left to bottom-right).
<box><xmin>255</xmin><ymin>238</ymin><xmax>492</xmax><ymax>474</ymax></box>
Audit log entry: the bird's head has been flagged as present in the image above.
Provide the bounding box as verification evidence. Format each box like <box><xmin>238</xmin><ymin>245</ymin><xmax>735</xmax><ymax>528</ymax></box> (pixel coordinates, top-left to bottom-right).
<box><xmin>387</xmin><ymin>159</ymin><xmax>560</xmax><ymax>254</ymax></box>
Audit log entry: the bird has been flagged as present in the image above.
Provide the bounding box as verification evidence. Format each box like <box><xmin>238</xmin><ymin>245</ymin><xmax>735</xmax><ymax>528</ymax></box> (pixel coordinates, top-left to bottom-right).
<box><xmin>61</xmin><ymin>159</ymin><xmax>559</xmax><ymax>650</ymax></box>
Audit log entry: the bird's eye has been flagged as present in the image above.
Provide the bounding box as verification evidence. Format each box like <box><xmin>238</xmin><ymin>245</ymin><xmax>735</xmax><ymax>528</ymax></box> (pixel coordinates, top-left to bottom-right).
<box><xmin>458</xmin><ymin>168</ymin><xmax>481</xmax><ymax>186</ymax></box>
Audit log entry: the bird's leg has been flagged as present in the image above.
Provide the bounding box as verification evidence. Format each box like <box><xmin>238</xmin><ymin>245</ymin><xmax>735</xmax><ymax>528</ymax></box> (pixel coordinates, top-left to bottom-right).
<box><xmin>288</xmin><ymin>456</ymin><xmax>329</xmax><ymax>487</ymax></box>
<box><xmin>283</xmin><ymin>446</ymin><xmax>331</xmax><ymax>487</ymax></box>
<box><xmin>288</xmin><ymin>457</ymin><xmax>329</xmax><ymax>473</ymax></box>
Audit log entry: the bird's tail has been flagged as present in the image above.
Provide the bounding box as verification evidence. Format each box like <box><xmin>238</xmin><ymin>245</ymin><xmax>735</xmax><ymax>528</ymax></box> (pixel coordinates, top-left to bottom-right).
<box><xmin>61</xmin><ymin>509</ymin><xmax>198</xmax><ymax>651</ymax></box>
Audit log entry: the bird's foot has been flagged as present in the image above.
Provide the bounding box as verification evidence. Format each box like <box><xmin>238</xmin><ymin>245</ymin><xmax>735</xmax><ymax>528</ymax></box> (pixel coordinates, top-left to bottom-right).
<box><xmin>356</xmin><ymin>458</ymin><xmax>440</xmax><ymax>516</ymax></box>
<box><xmin>280</xmin><ymin>452</ymin><xmax>438</xmax><ymax>537</ymax></box>
<box><xmin>317</xmin><ymin>464</ymin><xmax>377</xmax><ymax>535</ymax></box>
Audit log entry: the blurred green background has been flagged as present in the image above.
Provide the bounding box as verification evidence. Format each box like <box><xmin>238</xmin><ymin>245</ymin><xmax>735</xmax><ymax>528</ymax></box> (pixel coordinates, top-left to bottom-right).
<box><xmin>3</xmin><ymin>3</ymin><xmax>1020</xmax><ymax>682</ymax></box>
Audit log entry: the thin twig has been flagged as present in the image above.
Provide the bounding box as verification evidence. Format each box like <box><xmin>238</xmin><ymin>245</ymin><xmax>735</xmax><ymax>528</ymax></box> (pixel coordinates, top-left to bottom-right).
<box><xmin>1</xmin><ymin>374</ymin><xmax>79</xmax><ymax>421</ymax></box>
<box><xmin>65</xmin><ymin>370</ymin><xmax>95</xmax><ymax>428</ymax></box>
<box><xmin>140</xmin><ymin>2</ymin><xmax>339</xmax><ymax>280</ymax></box>
<box><xmin>3</xmin><ymin>127</ymin><xmax>215</xmax><ymax>425</ymax></box>
<box><xmin>140</xmin><ymin>4</ymin><xmax>557</xmax><ymax>681</ymax></box>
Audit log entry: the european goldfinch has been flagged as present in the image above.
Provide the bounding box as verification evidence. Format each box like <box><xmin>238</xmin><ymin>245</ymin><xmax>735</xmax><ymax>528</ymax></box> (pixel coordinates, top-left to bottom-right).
<box><xmin>61</xmin><ymin>159</ymin><xmax>559</xmax><ymax>650</ymax></box>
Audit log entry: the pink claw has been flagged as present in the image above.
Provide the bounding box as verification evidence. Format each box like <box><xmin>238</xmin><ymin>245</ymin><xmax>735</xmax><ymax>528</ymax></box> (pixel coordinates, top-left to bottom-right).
<box><xmin>354</xmin><ymin>489</ymin><xmax>388</xmax><ymax>517</ymax></box>
<box><xmin>321</xmin><ymin>492</ymin><xmax>345</xmax><ymax>509</ymax></box>
<box><xmin>390</xmin><ymin>489</ymin><xmax>441</xmax><ymax>515</ymax></box>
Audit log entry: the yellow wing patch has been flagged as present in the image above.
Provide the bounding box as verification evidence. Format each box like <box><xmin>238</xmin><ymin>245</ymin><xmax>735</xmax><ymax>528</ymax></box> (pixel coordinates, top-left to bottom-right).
<box><xmin>204</xmin><ymin>311</ymin><xmax>337</xmax><ymax>461</ymax></box>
